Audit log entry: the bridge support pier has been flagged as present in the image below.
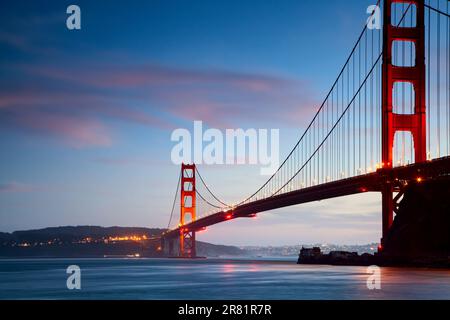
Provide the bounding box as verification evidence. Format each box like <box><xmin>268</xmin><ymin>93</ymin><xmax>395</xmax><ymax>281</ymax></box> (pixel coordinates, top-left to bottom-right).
<box><xmin>161</xmin><ymin>237</ymin><xmax>178</xmax><ymax>257</ymax></box>
<box><xmin>381</xmin><ymin>0</ymin><xmax>427</xmax><ymax>246</ymax></box>
<box><xmin>180</xmin><ymin>229</ymin><xmax>196</xmax><ymax>258</ymax></box>
<box><xmin>381</xmin><ymin>184</ymin><xmax>394</xmax><ymax>241</ymax></box>
<box><xmin>161</xmin><ymin>233</ymin><xmax>196</xmax><ymax>258</ymax></box>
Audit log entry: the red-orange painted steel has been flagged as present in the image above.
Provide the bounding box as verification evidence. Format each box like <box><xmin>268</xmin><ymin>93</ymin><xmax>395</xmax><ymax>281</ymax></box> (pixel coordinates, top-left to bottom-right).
<box><xmin>180</xmin><ymin>163</ymin><xmax>196</xmax><ymax>257</ymax></box>
<box><xmin>381</xmin><ymin>0</ymin><xmax>427</xmax><ymax>244</ymax></box>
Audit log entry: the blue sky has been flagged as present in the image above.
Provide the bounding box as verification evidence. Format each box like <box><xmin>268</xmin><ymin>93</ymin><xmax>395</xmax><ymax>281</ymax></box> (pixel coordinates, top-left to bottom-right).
<box><xmin>0</xmin><ymin>0</ymin><xmax>383</xmax><ymax>245</ymax></box>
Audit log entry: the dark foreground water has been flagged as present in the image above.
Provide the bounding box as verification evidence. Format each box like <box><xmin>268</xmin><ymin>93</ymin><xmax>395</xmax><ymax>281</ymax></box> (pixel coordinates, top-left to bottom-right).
<box><xmin>1</xmin><ymin>258</ymin><xmax>449</xmax><ymax>299</ymax></box>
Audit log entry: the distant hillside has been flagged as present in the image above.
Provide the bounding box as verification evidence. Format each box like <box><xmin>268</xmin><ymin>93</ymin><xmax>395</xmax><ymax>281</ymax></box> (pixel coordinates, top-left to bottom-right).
<box><xmin>197</xmin><ymin>241</ymin><xmax>246</xmax><ymax>257</ymax></box>
<box><xmin>0</xmin><ymin>226</ymin><xmax>246</xmax><ymax>258</ymax></box>
<box><xmin>0</xmin><ymin>226</ymin><xmax>165</xmax><ymax>243</ymax></box>
<box><xmin>0</xmin><ymin>232</ymin><xmax>14</xmax><ymax>242</ymax></box>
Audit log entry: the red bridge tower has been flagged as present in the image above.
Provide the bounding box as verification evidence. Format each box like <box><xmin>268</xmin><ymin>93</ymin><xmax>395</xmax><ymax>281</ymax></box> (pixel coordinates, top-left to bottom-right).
<box><xmin>180</xmin><ymin>163</ymin><xmax>196</xmax><ymax>257</ymax></box>
<box><xmin>381</xmin><ymin>0</ymin><xmax>427</xmax><ymax>244</ymax></box>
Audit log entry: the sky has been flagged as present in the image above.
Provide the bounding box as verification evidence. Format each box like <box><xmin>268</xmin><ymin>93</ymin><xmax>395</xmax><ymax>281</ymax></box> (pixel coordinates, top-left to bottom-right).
<box><xmin>0</xmin><ymin>0</ymin><xmax>384</xmax><ymax>245</ymax></box>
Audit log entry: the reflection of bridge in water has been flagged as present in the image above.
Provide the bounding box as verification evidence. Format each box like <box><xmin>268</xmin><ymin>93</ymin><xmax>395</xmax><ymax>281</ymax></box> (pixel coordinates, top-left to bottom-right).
<box><xmin>161</xmin><ymin>0</ymin><xmax>450</xmax><ymax>258</ymax></box>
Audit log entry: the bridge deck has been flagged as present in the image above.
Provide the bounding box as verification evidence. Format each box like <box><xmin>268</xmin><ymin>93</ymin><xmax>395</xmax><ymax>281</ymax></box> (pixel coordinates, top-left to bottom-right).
<box><xmin>163</xmin><ymin>157</ymin><xmax>450</xmax><ymax>239</ymax></box>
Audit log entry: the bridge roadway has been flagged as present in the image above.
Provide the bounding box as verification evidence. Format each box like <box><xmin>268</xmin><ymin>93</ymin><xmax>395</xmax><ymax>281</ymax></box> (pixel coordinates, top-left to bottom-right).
<box><xmin>162</xmin><ymin>156</ymin><xmax>450</xmax><ymax>240</ymax></box>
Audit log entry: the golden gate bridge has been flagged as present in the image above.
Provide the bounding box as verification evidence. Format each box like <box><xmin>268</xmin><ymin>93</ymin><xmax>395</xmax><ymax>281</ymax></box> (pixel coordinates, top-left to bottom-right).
<box><xmin>161</xmin><ymin>0</ymin><xmax>450</xmax><ymax>258</ymax></box>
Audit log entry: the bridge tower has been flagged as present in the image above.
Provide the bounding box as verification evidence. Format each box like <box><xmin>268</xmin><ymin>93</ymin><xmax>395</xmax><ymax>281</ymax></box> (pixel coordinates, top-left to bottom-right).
<box><xmin>180</xmin><ymin>163</ymin><xmax>196</xmax><ymax>257</ymax></box>
<box><xmin>381</xmin><ymin>0</ymin><xmax>427</xmax><ymax>244</ymax></box>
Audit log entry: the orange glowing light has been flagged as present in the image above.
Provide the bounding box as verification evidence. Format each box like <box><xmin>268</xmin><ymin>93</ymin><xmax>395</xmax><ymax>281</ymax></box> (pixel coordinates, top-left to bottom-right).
<box><xmin>108</xmin><ymin>235</ymin><xmax>148</xmax><ymax>242</ymax></box>
<box><xmin>416</xmin><ymin>177</ymin><xmax>423</xmax><ymax>183</ymax></box>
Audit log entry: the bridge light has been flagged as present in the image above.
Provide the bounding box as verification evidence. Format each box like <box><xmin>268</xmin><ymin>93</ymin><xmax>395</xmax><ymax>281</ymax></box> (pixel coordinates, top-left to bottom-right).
<box><xmin>416</xmin><ymin>177</ymin><xmax>423</xmax><ymax>183</ymax></box>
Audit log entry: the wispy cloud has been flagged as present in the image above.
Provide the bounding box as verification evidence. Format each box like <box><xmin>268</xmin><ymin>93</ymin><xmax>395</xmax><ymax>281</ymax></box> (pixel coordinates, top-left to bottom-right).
<box><xmin>0</xmin><ymin>182</ymin><xmax>37</xmax><ymax>193</ymax></box>
<box><xmin>20</xmin><ymin>62</ymin><xmax>319</xmax><ymax>127</ymax></box>
<box><xmin>18</xmin><ymin>113</ymin><xmax>113</xmax><ymax>148</ymax></box>
<box><xmin>26</xmin><ymin>64</ymin><xmax>292</xmax><ymax>92</ymax></box>
<box><xmin>93</xmin><ymin>157</ymin><xmax>156</xmax><ymax>166</ymax></box>
<box><xmin>0</xmin><ymin>87</ymin><xmax>171</xmax><ymax>147</ymax></box>
<box><xmin>1</xmin><ymin>59</ymin><xmax>319</xmax><ymax>148</ymax></box>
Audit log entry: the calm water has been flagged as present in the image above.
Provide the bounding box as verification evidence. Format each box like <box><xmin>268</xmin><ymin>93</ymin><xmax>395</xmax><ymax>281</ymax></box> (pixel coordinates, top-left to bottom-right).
<box><xmin>1</xmin><ymin>258</ymin><xmax>450</xmax><ymax>299</ymax></box>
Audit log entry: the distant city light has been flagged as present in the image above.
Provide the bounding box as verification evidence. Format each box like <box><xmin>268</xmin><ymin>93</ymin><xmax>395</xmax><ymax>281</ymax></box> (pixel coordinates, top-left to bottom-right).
<box><xmin>108</xmin><ymin>235</ymin><xmax>148</xmax><ymax>242</ymax></box>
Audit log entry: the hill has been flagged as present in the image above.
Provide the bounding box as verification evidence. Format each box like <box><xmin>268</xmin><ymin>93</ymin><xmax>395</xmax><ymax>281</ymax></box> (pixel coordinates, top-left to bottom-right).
<box><xmin>0</xmin><ymin>226</ymin><xmax>246</xmax><ymax>258</ymax></box>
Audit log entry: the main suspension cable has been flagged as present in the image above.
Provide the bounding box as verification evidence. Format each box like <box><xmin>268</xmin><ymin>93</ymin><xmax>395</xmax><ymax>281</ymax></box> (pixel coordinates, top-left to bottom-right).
<box><xmin>167</xmin><ymin>170</ymin><xmax>181</xmax><ymax>229</ymax></box>
<box><xmin>235</xmin><ymin>0</ymin><xmax>382</xmax><ymax>206</ymax></box>
<box><xmin>195</xmin><ymin>166</ymin><xmax>230</xmax><ymax>207</ymax></box>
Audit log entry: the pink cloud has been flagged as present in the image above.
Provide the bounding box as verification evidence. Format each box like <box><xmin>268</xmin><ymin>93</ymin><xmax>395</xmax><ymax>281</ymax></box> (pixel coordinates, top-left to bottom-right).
<box><xmin>93</xmin><ymin>157</ymin><xmax>163</xmax><ymax>166</ymax></box>
<box><xmin>0</xmin><ymin>182</ymin><xmax>37</xmax><ymax>193</ymax></box>
<box><xmin>151</xmin><ymin>84</ymin><xmax>318</xmax><ymax>128</ymax></box>
<box><xmin>26</xmin><ymin>64</ymin><xmax>291</xmax><ymax>94</ymax></box>
<box><xmin>2</xmin><ymin>62</ymin><xmax>320</xmax><ymax>148</ymax></box>
<box><xmin>0</xmin><ymin>87</ymin><xmax>175</xmax><ymax>147</ymax></box>
<box><xmin>18</xmin><ymin>113</ymin><xmax>113</xmax><ymax>148</ymax></box>
<box><xmin>0</xmin><ymin>88</ymin><xmax>171</xmax><ymax>129</ymax></box>
<box><xmin>21</xmin><ymin>63</ymin><xmax>319</xmax><ymax>127</ymax></box>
